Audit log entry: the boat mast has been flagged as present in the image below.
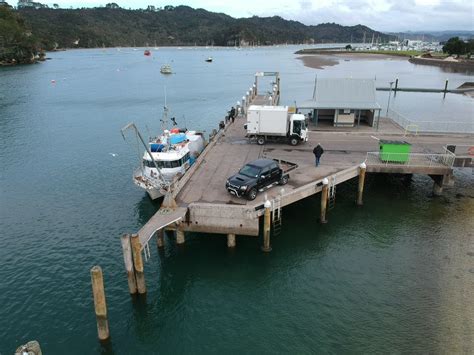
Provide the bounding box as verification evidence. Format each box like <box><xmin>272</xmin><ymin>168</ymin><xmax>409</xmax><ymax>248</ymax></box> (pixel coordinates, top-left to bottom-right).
<box><xmin>161</xmin><ymin>87</ymin><xmax>169</xmax><ymax>132</ymax></box>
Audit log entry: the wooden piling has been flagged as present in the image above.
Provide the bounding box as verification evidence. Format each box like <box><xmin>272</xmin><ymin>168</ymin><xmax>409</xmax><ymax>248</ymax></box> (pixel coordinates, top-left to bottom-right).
<box><xmin>357</xmin><ymin>162</ymin><xmax>367</xmax><ymax>206</ymax></box>
<box><xmin>130</xmin><ymin>233</ymin><xmax>146</xmax><ymax>294</ymax></box>
<box><xmin>394</xmin><ymin>78</ymin><xmax>399</xmax><ymax>93</ymax></box>
<box><xmin>156</xmin><ymin>229</ymin><xmax>164</xmax><ymax>249</ymax></box>
<box><xmin>262</xmin><ymin>200</ymin><xmax>272</xmax><ymax>252</ymax></box>
<box><xmin>443</xmin><ymin>79</ymin><xmax>448</xmax><ymax>98</ymax></box>
<box><xmin>320</xmin><ymin>178</ymin><xmax>329</xmax><ymax>224</ymax></box>
<box><xmin>227</xmin><ymin>233</ymin><xmax>236</xmax><ymax>248</ymax></box>
<box><xmin>176</xmin><ymin>227</ymin><xmax>185</xmax><ymax>245</ymax></box>
<box><xmin>433</xmin><ymin>182</ymin><xmax>443</xmax><ymax>196</ymax></box>
<box><xmin>120</xmin><ymin>234</ymin><xmax>137</xmax><ymax>294</ymax></box>
<box><xmin>90</xmin><ymin>266</ymin><xmax>110</xmax><ymax>341</ymax></box>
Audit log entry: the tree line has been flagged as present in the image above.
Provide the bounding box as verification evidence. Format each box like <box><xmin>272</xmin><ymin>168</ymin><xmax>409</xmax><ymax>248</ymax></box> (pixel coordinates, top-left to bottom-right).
<box><xmin>14</xmin><ymin>5</ymin><xmax>393</xmax><ymax>50</ymax></box>
<box><xmin>442</xmin><ymin>37</ymin><xmax>474</xmax><ymax>56</ymax></box>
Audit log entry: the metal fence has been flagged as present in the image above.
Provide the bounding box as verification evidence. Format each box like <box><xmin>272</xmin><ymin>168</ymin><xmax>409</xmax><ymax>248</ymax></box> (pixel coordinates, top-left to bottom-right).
<box><xmin>387</xmin><ymin>108</ymin><xmax>474</xmax><ymax>134</ymax></box>
<box><xmin>366</xmin><ymin>151</ymin><xmax>455</xmax><ymax>168</ymax></box>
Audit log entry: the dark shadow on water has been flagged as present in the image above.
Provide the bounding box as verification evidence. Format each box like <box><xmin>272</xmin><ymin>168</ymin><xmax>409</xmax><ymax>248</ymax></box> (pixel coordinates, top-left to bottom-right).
<box><xmin>134</xmin><ymin>194</ymin><xmax>162</xmax><ymax>226</ymax></box>
<box><xmin>99</xmin><ymin>338</ymin><xmax>115</xmax><ymax>355</ymax></box>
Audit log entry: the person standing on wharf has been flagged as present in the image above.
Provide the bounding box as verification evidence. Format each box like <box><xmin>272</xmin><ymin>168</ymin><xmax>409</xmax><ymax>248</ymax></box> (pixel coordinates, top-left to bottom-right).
<box><xmin>313</xmin><ymin>143</ymin><xmax>324</xmax><ymax>167</ymax></box>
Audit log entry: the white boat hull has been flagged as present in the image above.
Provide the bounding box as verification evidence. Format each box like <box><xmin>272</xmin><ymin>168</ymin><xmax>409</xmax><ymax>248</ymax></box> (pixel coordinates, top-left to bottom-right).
<box><xmin>146</xmin><ymin>187</ymin><xmax>164</xmax><ymax>200</ymax></box>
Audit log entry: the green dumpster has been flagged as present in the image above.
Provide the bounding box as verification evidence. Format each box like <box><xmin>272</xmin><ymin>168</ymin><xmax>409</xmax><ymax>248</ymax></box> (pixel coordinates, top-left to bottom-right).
<box><xmin>379</xmin><ymin>140</ymin><xmax>411</xmax><ymax>163</ymax></box>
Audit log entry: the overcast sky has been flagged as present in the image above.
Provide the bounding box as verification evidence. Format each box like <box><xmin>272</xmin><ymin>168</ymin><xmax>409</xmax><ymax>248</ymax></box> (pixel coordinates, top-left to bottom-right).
<box><xmin>29</xmin><ymin>0</ymin><xmax>474</xmax><ymax>32</ymax></box>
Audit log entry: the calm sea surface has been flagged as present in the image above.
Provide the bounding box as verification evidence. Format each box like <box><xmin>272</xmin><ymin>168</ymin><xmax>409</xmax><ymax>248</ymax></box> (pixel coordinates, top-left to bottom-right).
<box><xmin>1</xmin><ymin>46</ymin><xmax>473</xmax><ymax>353</ymax></box>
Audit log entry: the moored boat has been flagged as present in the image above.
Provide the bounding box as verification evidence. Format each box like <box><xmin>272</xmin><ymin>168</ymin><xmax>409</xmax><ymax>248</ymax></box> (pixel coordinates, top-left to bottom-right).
<box><xmin>160</xmin><ymin>64</ymin><xmax>172</xmax><ymax>74</ymax></box>
<box><xmin>134</xmin><ymin>129</ymin><xmax>205</xmax><ymax>199</ymax></box>
<box><xmin>122</xmin><ymin>101</ymin><xmax>205</xmax><ymax>200</ymax></box>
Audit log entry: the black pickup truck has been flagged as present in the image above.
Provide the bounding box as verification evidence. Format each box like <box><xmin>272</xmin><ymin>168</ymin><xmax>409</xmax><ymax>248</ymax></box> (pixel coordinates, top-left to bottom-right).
<box><xmin>225</xmin><ymin>158</ymin><xmax>292</xmax><ymax>200</ymax></box>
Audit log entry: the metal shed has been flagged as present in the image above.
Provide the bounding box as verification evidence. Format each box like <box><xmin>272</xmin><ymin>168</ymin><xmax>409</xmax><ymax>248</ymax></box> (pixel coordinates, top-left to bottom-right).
<box><xmin>298</xmin><ymin>78</ymin><xmax>382</xmax><ymax>128</ymax></box>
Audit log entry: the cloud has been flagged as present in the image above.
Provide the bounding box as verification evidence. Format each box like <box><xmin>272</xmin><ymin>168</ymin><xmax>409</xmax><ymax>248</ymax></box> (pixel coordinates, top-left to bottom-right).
<box><xmin>254</xmin><ymin>0</ymin><xmax>473</xmax><ymax>31</ymax></box>
<box><xmin>299</xmin><ymin>1</ymin><xmax>312</xmax><ymax>10</ymax></box>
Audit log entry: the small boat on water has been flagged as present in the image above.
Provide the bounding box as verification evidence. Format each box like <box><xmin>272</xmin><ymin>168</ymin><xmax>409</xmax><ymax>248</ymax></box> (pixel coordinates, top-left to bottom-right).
<box><xmin>144</xmin><ymin>49</ymin><xmax>151</xmax><ymax>56</ymax></box>
<box><xmin>122</xmin><ymin>102</ymin><xmax>205</xmax><ymax>200</ymax></box>
<box><xmin>160</xmin><ymin>64</ymin><xmax>172</xmax><ymax>74</ymax></box>
<box><xmin>205</xmin><ymin>57</ymin><xmax>213</xmax><ymax>62</ymax></box>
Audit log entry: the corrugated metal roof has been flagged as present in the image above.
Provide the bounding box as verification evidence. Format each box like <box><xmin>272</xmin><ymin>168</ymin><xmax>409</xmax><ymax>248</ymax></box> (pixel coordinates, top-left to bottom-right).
<box><xmin>298</xmin><ymin>78</ymin><xmax>381</xmax><ymax>110</ymax></box>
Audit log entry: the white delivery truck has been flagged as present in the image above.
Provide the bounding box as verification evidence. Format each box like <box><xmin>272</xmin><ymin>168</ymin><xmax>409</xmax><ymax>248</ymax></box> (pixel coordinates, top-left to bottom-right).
<box><xmin>246</xmin><ymin>105</ymin><xmax>308</xmax><ymax>146</ymax></box>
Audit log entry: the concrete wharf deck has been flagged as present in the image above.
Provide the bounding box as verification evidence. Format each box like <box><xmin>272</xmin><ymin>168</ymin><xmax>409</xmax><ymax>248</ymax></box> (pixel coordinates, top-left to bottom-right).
<box><xmin>135</xmin><ymin>94</ymin><xmax>472</xmax><ymax>248</ymax></box>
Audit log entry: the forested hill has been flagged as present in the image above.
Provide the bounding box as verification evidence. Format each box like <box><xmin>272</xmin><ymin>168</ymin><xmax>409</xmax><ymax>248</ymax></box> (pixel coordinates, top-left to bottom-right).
<box><xmin>17</xmin><ymin>5</ymin><xmax>394</xmax><ymax>49</ymax></box>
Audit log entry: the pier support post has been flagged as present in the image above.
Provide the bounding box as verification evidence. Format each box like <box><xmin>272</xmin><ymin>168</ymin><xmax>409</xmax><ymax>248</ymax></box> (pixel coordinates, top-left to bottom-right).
<box><xmin>176</xmin><ymin>227</ymin><xmax>185</xmax><ymax>245</ymax></box>
<box><xmin>443</xmin><ymin>79</ymin><xmax>448</xmax><ymax>98</ymax></box>
<box><xmin>320</xmin><ymin>178</ymin><xmax>329</xmax><ymax>224</ymax></box>
<box><xmin>394</xmin><ymin>78</ymin><xmax>399</xmax><ymax>94</ymax></box>
<box><xmin>162</xmin><ymin>192</ymin><xmax>177</xmax><ymax>209</ymax></box>
<box><xmin>433</xmin><ymin>182</ymin><xmax>443</xmax><ymax>196</ymax></box>
<box><xmin>130</xmin><ymin>234</ymin><xmax>146</xmax><ymax>294</ymax></box>
<box><xmin>357</xmin><ymin>162</ymin><xmax>367</xmax><ymax>206</ymax></box>
<box><xmin>430</xmin><ymin>174</ymin><xmax>446</xmax><ymax>196</ymax></box>
<box><xmin>227</xmin><ymin>233</ymin><xmax>236</xmax><ymax>248</ymax></box>
<box><xmin>120</xmin><ymin>234</ymin><xmax>137</xmax><ymax>294</ymax></box>
<box><xmin>156</xmin><ymin>229</ymin><xmax>165</xmax><ymax>249</ymax></box>
<box><xmin>90</xmin><ymin>266</ymin><xmax>110</xmax><ymax>341</ymax></box>
<box><xmin>262</xmin><ymin>200</ymin><xmax>272</xmax><ymax>252</ymax></box>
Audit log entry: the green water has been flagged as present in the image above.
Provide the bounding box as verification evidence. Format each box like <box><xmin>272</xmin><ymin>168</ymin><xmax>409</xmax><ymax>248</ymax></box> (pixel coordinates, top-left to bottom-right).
<box><xmin>0</xmin><ymin>47</ymin><xmax>473</xmax><ymax>353</ymax></box>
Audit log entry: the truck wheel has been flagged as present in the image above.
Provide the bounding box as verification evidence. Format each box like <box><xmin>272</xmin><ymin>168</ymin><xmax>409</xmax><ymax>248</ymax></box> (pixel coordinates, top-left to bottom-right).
<box><xmin>257</xmin><ymin>136</ymin><xmax>265</xmax><ymax>145</ymax></box>
<box><xmin>247</xmin><ymin>188</ymin><xmax>258</xmax><ymax>200</ymax></box>
<box><xmin>279</xmin><ymin>175</ymin><xmax>288</xmax><ymax>185</ymax></box>
<box><xmin>289</xmin><ymin>137</ymin><xmax>299</xmax><ymax>146</ymax></box>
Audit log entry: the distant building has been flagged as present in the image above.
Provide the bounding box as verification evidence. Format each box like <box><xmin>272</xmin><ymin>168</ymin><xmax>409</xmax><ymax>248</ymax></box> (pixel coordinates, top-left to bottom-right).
<box><xmin>298</xmin><ymin>78</ymin><xmax>381</xmax><ymax>128</ymax></box>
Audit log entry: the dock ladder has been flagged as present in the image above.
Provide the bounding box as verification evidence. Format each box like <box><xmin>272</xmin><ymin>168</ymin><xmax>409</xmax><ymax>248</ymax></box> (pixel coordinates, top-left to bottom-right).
<box><xmin>272</xmin><ymin>197</ymin><xmax>283</xmax><ymax>236</ymax></box>
<box><xmin>328</xmin><ymin>176</ymin><xmax>337</xmax><ymax>210</ymax></box>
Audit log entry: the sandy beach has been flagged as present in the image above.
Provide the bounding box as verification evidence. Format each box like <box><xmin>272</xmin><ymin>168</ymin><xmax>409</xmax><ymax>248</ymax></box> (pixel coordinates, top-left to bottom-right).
<box><xmin>297</xmin><ymin>52</ymin><xmax>405</xmax><ymax>69</ymax></box>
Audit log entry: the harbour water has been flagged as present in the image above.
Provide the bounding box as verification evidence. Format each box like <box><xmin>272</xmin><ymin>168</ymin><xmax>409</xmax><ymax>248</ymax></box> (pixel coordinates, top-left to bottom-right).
<box><xmin>0</xmin><ymin>46</ymin><xmax>473</xmax><ymax>353</ymax></box>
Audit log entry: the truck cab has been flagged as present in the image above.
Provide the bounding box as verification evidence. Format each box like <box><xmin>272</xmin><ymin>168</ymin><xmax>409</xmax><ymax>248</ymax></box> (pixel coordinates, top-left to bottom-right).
<box><xmin>289</xmin><ymin>113</ymin><xmax>308</xmax><ymax>146</ymax></box>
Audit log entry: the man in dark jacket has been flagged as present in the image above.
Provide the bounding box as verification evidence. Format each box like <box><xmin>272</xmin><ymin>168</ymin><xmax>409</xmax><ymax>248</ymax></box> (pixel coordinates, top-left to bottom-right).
<box><xmin>313</xmin><ymin>143</ymin><xmax>324</xmax><ymax>166</ymax></box>
<box><xmin>229</xmin><ymin>106</ymin><xmax>236</xmax><ymax>122</ymax></box>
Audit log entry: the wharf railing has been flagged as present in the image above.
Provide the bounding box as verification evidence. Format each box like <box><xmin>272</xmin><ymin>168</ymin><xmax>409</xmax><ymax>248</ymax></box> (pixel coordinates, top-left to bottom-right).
<box><xmin>366</xmin><ymin>151</ymin><xmax>456</xmax><ymax>168</ymax></box>
<box><xmin>387</xmin><ymin>108</ymin><xmax>473</xmax><ymax>134</ymax></box>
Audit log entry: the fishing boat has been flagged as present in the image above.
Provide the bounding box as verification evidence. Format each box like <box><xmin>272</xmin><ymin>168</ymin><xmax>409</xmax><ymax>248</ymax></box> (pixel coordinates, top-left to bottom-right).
<box><xmin>160</xmin><ymin>64</ymin><xmax>172</xmax><ymax>74</ymax></box>
<box><xmin>205</xmin><ymin>57</ymin><xmax>213</xmax><ymax>62</ymax></box>
<box><xmin>122</xmin><ymin>102</ymin><xmax>205</xmax><ymax>200</ymax></box>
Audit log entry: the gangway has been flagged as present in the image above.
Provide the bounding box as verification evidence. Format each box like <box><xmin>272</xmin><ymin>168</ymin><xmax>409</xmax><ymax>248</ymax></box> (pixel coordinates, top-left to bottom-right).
<box><xmin>137</xmin><ymin>207</ymin><xmax>187</xmax><ymax>260</ymax></box>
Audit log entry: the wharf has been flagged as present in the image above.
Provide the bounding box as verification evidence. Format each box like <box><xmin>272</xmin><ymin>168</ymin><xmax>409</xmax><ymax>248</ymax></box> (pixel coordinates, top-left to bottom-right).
<box><xmin>118</xmin><ymin>77</ymin><xmax>473</xmax><ymax>296</ymax></box>
<box><xmin>135</xmin><ymin>103</ymin><xmax>471</xmax><ymax>248</ymax></box>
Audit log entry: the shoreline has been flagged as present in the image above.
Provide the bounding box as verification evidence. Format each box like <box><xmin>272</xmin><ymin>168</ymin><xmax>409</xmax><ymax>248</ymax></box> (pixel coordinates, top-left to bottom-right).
<box><xmin>296</xmin><ymin>52</ymin><xmax>404</xmax><ymax>70</ymax></box>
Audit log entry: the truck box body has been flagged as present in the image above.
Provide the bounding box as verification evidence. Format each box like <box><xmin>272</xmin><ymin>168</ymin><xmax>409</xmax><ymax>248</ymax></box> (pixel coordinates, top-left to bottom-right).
<box><xmin>247</xmin><ymin>105</ymin><xmax>289</xmax><ymax>136</ymax></box>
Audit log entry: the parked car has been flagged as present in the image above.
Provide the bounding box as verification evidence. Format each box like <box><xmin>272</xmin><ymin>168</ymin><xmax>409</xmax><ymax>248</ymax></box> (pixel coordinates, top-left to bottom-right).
<box><xmin>225</xmin><ymin>158</ymin><xmax>290</xmax><ymax>200</ymax></box>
